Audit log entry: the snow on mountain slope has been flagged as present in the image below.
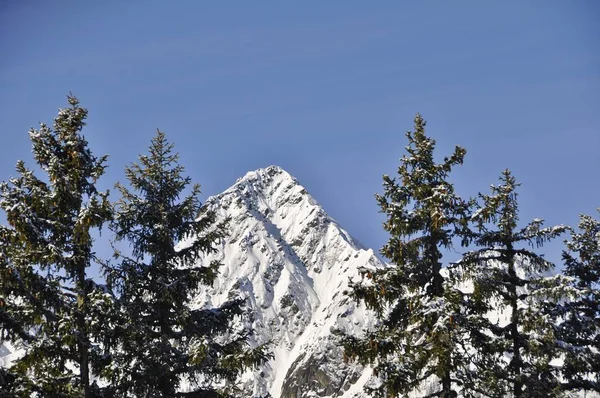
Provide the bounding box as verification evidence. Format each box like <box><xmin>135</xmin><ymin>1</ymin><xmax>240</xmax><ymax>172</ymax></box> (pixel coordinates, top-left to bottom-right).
<box><xmin>181</xmin><ymin>165</ymin><xmax>383</xmax><ymax>397</ymax></box>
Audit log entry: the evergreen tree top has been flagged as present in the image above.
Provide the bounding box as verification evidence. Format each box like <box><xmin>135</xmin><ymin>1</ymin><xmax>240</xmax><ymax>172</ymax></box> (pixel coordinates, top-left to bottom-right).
<box><xmin>376</xmin><ymin>113</ymin><xmax>470</xmax><ymax>290</ymax></box>
<box><xmin>563</xmin><ymin>208</ymin><xmax>600</xmax><ymax>285</ymax></box>
<box><xmin>0</xmin><ymin>95</ymin><xmax>112</xmax><ymax>397</ymax></box>
<box><xmin>469</xmin><ymin>170</ymin><xmax>567</xmax><ymax>261</ymax></box>
<box><xmin>344</xmin><ymin>113</ymin><xmax>472</xmax><ymax>398</ymax></box>
<box><xmin>114</xmin><ymin>129</ymin><xmax>214</xmax><ymax>265</ymax></box>
<box><xmin>104</xmin><ymin>130</ymin><xmax>268</xmax><ymax>397</ymax></box>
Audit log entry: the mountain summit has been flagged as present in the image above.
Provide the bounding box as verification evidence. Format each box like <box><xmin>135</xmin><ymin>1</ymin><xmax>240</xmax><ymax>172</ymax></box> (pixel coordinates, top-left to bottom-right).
<box><xmin>182</xmin><ymin>165</ymin><xmax>382</xmax><ymax>397</ymax></box>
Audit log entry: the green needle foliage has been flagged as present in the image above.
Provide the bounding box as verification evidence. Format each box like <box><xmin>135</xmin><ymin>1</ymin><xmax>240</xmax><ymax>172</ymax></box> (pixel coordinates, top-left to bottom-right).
<box><xmin>342</xmin><ymin>114</ymin><xmax>472</xmax><ymax>397</ymax></box>
<box><xmin>0</xmin><ymin>95</ymin><xmax>112</xmax><ymax>397</ymax></box>
<box><xmin>549</xmin><ymin>210</ymin><xmax>600</xmax><ymax>393</ymax></box>
<box><xmin>102</xmin><ymin>131</ymin><xmax>270</xmax><ymax>397</ymax></box>
<box><xmin>460</xmin><ymin>170</ymin><xmax>567</xmax><ymax>397</ymax></box>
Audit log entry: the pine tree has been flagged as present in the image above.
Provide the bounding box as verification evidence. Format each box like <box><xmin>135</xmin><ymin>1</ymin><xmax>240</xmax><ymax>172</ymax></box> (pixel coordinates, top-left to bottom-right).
<box><xmin>0</xmin><ymin>95</ymin><xmax>112</xmax><ymax>397</ymax></box>
<box><xmin>342</xmin><ymin>114</ymin><xmax>472</xmax><ymax>397</ymax></box>
<box><xmin>549</xmin><ymin>210</ymin><xmax>600</xmax><ymax>393</ymax></box>
<box><xmin>103</xmin><ymin>131</ymin><xmax>269</xmax><ymax>397</ymax></box>
<box><xmin>461</xmin><ymin>170</ymin><xmax>567</xmax><ymax>397</ymax></box>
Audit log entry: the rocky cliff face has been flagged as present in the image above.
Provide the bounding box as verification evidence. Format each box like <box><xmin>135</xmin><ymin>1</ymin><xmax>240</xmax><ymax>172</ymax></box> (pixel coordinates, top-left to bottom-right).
<box><xmin>182</xmin><ymin>165</ymin><xmax>381</xmax><ymax>397</ymax></box>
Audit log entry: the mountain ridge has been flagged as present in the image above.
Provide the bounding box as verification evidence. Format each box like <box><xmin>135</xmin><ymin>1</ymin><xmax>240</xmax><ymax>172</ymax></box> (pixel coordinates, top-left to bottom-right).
<box><xmin>183</xmin><ymin>165</ymin><xmax>382</xmax><ymax>397</ymax></box>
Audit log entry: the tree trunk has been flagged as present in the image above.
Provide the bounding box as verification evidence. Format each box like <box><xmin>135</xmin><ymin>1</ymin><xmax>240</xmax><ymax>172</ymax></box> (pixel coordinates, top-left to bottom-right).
<box><xmin>76</xmin><ymin>264</ymin><xmax>90</xmax><ymax>398</ymax></box>
<box><xmin>433</xmin><ymin>248</ymin><xmax>452</xmax><ymax>397</ymax></box>
<box><xmin>507</xmin><ymin>243</ymin><xmax>522</xmax><ymax>398</ymax></box>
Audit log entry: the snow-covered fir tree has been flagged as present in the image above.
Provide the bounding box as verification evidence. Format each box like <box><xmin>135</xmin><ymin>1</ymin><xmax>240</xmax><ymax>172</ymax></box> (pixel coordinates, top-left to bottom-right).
<box><xmin>548</xmin><ymin>210</ymin><xmax>600</xmax><ymax>394</ymax></box>
<box><xmin>0</xmin><ymin>96</ymin><xmax>112</xmax><ymax>397</ymax></box>
<box><xmin>342</xmin><ymin>114</ymin><xmax>473</xmax><ymax>397</ymax></box>
<box><xmin>102</xmin><ymin>131</ymin><xmax>270</xmax><ymax>397</ymax></box>
<box><xmin>459</xmin><ymin>170</ymin><xmax>567</xmax><ymax>397</ymax></box>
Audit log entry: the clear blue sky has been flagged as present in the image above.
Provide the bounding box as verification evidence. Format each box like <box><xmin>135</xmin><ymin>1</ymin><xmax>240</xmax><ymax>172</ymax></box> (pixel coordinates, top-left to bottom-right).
<box><xmin>1</xmin><ymin>1</ymin><xmax>599</xmax><ymax>268</ymax></box>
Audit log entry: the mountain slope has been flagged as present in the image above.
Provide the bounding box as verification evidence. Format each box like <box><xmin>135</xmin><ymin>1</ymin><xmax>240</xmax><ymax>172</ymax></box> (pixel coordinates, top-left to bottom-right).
<box><xmin>181</xmin><ymin>165</ymin><xmax>382</xmax><ymax>397</ymax></box>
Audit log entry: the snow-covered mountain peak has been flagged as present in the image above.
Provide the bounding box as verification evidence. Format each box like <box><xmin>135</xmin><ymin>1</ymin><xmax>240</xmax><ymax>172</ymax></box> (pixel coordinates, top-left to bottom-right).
<box><xmin>231</xmin><ymin>165</ymin><xmax>299</xmax><ymax>201</ymax></box>
<box><xmin>207</xmin><ymin>165</ymin><xmax>370</xmax><ymax>268</ymax></box>
<box><xmin>188</xmin><ymin>166</ymin><xmax>381</xmax><ymax>397</ymax></box>
<box><xmin>226</xmin><ymin>164</ymin><xmax>322</xmax><ymax>234</ymax></box>
<box><xmin>234</xmin><ymin>165</ymin><xmax>292</xmax><ymax>186</ymax></box>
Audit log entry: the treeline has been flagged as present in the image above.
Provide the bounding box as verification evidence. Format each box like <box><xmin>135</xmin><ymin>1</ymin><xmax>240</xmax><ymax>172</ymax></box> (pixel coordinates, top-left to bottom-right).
<box><xmin>0</xmin><ymin>98</ymin><xmax>598</xmax><ymax>398</ymax></box>
<box><xmin>341</xmin><ymin>114</ymin><xmax>600</xmax><ymax>397</ymax></box>
<box><xmin>0</xmin><ymin>96</ymin><xmax>270</xmax><ymax>398</ymax></box>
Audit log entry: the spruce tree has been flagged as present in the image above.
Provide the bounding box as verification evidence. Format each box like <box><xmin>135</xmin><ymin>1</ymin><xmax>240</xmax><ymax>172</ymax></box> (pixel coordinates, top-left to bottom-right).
<box><xmin>461</xmin><ymin>170</ymin><xmax>567</xmax><ymax>397</ymax></box>
<box><xmin>0</xmin><ymin>95</ymin><xmax>112</xmax><ymax>397</ymax></box>
<box><xmin>550</xmin><ymin>210</ymin><xmax>600</xmax><ymax>393</ymax></box>
<box><xmin>103</xmin><ymin>131</ymin><xmax>269</xmax><ymax>397</ymax></box>
<box><xmin>342</xmin><ymin>114</ymin><xmax>472</xmax><ymax>397</ymax></box>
